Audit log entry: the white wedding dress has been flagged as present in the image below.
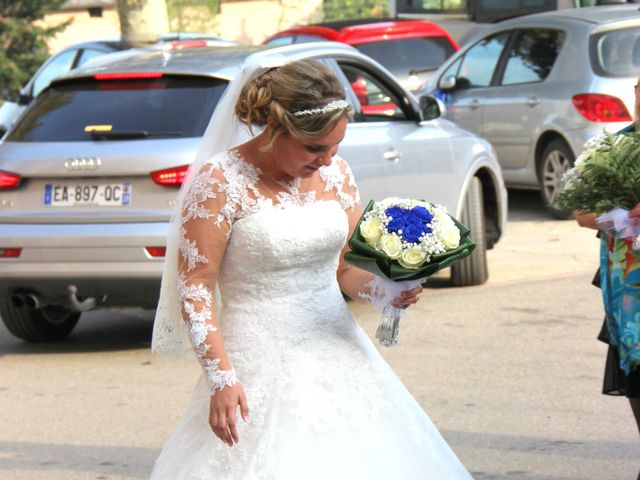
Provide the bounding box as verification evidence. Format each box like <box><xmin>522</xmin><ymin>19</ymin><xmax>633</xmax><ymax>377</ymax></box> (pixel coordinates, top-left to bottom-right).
<box><xmin>150</xmin><ymin>150</ymin><xmax>472</xmax><ymax>480</ymax></box>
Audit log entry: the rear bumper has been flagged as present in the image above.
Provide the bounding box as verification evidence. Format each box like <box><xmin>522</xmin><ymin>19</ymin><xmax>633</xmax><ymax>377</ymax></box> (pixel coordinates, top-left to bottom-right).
<box><xmin>0</xmin><ymin>222</ymin><xmax>168</xmax><ymax>307</ymax></box>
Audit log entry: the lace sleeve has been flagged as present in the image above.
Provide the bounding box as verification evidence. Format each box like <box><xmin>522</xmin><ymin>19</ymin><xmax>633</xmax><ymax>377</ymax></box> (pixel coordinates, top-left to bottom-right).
<box><xmin>178</xmin><ymin>162</ymin><xmax>237</xmax><ymax>394</ymax></box>
<box><xmin>331</xmin><ymin>157</ymin><xmax>377</xmax><ymax>301</ymax></box>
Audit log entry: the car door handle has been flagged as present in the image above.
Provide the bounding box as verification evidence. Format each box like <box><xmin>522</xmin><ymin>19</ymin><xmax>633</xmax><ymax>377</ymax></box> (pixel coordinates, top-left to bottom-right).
<box><xmin>469</xmin><ymin>99</ymin><xmax>480</xmax><ymax>110</ymax></box>
<box><xmin>383</xmin><ymin>149</ymin><xmax>402</xmax><ymax>162</ymax></box>
<box><xmin>526</xmin><ymin>96</ymin><xmax>540</xmax><ymax>107</ymax></box>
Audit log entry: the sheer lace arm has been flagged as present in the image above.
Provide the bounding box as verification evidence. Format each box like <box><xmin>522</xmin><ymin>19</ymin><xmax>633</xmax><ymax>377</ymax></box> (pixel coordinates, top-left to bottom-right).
<box><xmin>331</xmin><ymin>157</ymin><xmax>377</xmax><ymax>301</ymax></box>
<box><xmin>178</xmin><ymin>162</ymin><xmax>237</xmax><ymax>394</ymax></box>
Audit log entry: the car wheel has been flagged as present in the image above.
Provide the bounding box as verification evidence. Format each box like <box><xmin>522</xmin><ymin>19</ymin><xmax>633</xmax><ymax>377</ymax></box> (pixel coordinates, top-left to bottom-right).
<box><xmin>0</xmin><ymin>299</ymin><xmax>80</xmax><ymax>342</ymax></box>
<box><xmin>451</xmin><ymin>176</ymin><xmax>488</xmax><ymax>286</ymax></box>
<box><xmin>539</xmin><ymin>139</ymin><xmax>575</xmax><ymax>219</ymax></box>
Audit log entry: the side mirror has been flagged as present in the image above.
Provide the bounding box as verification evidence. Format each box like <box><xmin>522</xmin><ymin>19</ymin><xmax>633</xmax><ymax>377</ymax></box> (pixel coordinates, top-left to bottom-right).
<box><xmin>17</xmin><ymin>93</ymin><xmax>33</xmax><ymax>106</ymax></box>
<box><xmin>438</xmin><ymin>75</ymin><xmax>457</xmax><ymax>91</ymax></box>
<box><xmin>419</xmin><ymin>95</ymin><xmax>445</xmax><ymax>121</ymax></box>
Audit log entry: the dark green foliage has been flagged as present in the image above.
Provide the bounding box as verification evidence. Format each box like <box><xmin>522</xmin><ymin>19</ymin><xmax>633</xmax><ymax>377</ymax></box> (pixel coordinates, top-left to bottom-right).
<box><xmin>0</xmin><ymin>0</ymin><xmax>69</xmax><ymax>99</ymax></box>
<box><xmin>323</xmin><ymin>0</ymin><xmax>388</xmax><ymax>21</ymax></box>
<box><xmin>556</xmin><ymin>131</ymin><xmax>640</xmax><ymax>214</ymax></box>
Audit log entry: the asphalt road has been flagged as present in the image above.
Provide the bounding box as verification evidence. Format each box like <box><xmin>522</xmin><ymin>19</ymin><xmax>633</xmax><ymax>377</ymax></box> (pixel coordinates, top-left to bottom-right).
<box><xmin>0</xmin><ymin>190</ymin><xmax>638</xmax><ymax>480</ymax></box>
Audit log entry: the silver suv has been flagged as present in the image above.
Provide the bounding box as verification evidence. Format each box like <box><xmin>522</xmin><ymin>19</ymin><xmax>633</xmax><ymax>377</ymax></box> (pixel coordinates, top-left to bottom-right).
<box><xmin>0</xmin><ymin>42</ymin><xmax>506</xmax><ymax>342</ymax></box>
<box><xmin>425</xmin><ymin>4</ymin><xmax>640</xmax><ymax>218</ymax></box>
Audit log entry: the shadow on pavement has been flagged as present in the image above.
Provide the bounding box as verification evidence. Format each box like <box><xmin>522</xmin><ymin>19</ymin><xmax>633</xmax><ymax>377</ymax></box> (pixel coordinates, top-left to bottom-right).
<box><xmin>0</xmin><ymin>308</ymin><xmax>154</xmax><ymax>356</ymax></box>
<box><xmin>507</xmin><ymin>189</ymin><xmax>561</xmax><ymax>223</ymax></box>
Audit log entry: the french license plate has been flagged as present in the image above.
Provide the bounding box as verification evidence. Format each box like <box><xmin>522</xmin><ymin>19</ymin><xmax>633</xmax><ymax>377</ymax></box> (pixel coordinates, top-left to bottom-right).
<box><xmin>44</xmin><ymin>183</ymin><xmax>131</xmax><ymax>206</ymax></box>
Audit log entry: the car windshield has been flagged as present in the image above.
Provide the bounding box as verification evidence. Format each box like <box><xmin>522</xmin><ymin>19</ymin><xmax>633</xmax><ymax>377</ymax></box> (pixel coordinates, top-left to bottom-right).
<box><xmin>354</xmin><ymin>37</ymin><xmax>456</xmax><ymax>77</ymax></box>
<box><xmin>6</xmin><ymin>75</ymin><xmax>228</xmax><ymax>142</ymax></box>
<box><xmin>590</xmin><ymin>26</ymin><xmax>640</xmax><ymax>77</ymax></box>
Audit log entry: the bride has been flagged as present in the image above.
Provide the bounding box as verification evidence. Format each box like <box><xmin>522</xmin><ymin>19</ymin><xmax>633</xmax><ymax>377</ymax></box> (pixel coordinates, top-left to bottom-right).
<box><xmin>150</xmin><ymin>52</ymin><xmax>473</xmax><ymax>479</ymax></box>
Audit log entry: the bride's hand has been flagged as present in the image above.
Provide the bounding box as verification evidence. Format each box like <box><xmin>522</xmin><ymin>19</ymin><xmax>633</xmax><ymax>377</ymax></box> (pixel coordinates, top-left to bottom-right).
<box><xmin>209</xmin><ymin>383</ymin><xmax>249</xmax><ymax>447</ymax></box>
<box><xmin>391</xmin><ymin>285</ymin><xmax>423</xmax><ymax>309</ymax></box>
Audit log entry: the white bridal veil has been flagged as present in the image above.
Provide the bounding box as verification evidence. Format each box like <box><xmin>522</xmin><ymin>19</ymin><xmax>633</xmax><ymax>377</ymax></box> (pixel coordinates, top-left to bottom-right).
<box><xmin>151</xmin><ymin>51</ymin><xmax>287</xmax><ymax>355</ymax></box>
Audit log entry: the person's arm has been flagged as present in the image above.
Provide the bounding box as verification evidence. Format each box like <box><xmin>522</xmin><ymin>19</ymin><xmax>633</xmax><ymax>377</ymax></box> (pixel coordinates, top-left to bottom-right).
<box><xmin>333</xmin><ymin>158</ymin><xmax>421</xmax><ymax>308</ymax></box>
<box><xmin>178</xmin><ymin>163</ymin><xmax>248</xmax><ymax>447</ymax></box>
<box><xmin>576</xmin><ymin>211</ymin><xmax>598</xmax><ymax>230</ymax></box>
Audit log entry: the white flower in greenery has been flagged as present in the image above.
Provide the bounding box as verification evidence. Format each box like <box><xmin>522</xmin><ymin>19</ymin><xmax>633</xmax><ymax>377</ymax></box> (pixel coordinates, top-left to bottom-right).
<box><xmin>379</xmin><ymin>233</ymin><xmax>403</xmax><ymax>259</ymax></box>
<box><xmin>398</xmin><ymin>247</ymin><xmax>427</xmax><ymax>269</ymax></box>
<box><xmin>573</xmin><ymin>152</ymin><xmax>587</xmax><ymax>174</ymax></box>
<box><xmin>360</xmin><ymin>217</ymin><xmax>383</xmax><ymax>245</ymax></box>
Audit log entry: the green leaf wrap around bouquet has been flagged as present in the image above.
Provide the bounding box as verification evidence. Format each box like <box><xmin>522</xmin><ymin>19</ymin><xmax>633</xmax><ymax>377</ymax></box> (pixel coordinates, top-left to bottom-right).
<box><xmin>555</xmin><ymin>131</ymin><xmax>640</xmax><ymax>214</ymax></box>
<box><xmin>344</xmin><ymin>199</ymin><xmax>476</xmax><ymax>283</ymax></box>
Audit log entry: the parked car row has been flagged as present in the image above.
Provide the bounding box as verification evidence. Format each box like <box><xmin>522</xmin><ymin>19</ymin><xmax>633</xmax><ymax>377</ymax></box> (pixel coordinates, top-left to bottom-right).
<box><xmin>0</xmin><ymin>42</ymin><xmax>507</xmax><ymax>342</ymax></box>
<box><xmin>424</xmin><ymin>4</ymin><xmax>640</xmax><ymax>218</ymax></box>
<box><xmin>263</xmin><ymin>18</ymin><xmax>460</xmax><ymax>93</ymax></box>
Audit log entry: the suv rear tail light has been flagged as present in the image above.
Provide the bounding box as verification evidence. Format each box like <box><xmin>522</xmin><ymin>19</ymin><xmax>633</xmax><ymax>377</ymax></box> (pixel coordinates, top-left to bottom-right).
<box><xmin>150</xmin><ymin>165</ymin><xmax>190</xmax><ymax>186</ymax></box>
<box><xmin>145</xmin><ymin>246</ymin><xmax>166</xmax><ymax>257</ymax></box>
<box><xmin>94</xmin><ymin>72</ymin><xmax>163</xmax><ymax>81</ymax></box>
<box><xmin>0</xmin><ymin>170</ymin><xmax>21</xmax><ymax>189</ymax></box>
<box><xmin>0</xmin><ymin>248</ymin><xmax>21</xmax><ymax>258</ymax></box>
<box><xmin>572</xmin><ymin>94</ymin><xmax>632</xmax><ymax>122</ymax></box>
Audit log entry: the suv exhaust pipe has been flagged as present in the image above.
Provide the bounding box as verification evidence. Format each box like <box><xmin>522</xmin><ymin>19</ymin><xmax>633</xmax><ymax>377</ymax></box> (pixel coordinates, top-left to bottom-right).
<box><xmin>23</xmin><ymin>293</ymin><xmax>47</xmax><ymax>309</ymax></box>
<box><xmin>11</xmin><ymin>292</ymin><xmax>47</xmax><ymax>310</ymax></box>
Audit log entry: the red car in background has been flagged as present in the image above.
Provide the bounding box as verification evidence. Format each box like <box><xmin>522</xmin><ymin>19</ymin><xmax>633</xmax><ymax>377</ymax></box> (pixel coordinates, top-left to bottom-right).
<box><xmin>264</xmin><ymin>19</ymin><xmax>459</xmax><ymax>93</ymax></box>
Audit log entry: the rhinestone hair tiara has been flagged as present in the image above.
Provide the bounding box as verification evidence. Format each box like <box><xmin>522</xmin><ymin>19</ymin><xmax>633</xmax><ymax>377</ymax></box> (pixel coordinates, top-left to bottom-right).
<box><xmin>292</xmin><ymin>99</ymin><xmax>350</xmax><ymax>117</ymax></box>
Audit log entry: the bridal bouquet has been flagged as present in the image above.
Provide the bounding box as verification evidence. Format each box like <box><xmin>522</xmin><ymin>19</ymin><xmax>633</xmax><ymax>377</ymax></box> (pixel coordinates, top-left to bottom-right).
<box><xmin>556</xmin><ymin>131</ymin><xmax>640</xmax><ymax>374</ymax></box>
<box><xmin>345</xmin><ymin>198</ymin><xmax>475</xmax><ymax>346</ymax></box>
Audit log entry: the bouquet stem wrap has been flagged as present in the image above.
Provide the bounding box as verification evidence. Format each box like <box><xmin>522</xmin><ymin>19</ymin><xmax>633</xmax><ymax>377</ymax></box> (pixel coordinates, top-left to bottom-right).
<box><xmin>369</xmin><ymin>277</ymin><xmax>423</xmax><ymax>347</ymax></box>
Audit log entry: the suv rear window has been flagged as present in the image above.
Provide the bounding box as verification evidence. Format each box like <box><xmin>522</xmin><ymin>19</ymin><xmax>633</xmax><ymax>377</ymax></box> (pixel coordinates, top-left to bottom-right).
<box><xmin>7</xmin><ymin>76</ymin><xmax>227</xmax><ymax>142</ymax></box>
<box><xmin>590</xmin><ymin>26</ymin><xmax>640</xmax><ymax>77</ymax></box>
<box><xmin>354</xmin><ymin>37</ymin><xmax>456</xmax><ymax>77</ymax></box>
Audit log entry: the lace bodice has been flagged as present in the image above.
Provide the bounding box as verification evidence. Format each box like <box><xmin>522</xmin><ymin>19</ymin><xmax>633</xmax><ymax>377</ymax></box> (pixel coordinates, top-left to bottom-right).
<box><xmin>177</xmin><ymin>150</ymin><xmax>361</xmax><ymax>393</ymax></box>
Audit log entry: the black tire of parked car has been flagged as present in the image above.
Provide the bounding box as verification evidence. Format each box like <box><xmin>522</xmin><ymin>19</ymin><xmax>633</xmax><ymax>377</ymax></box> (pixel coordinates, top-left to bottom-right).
<box><xmin>538</xmin><ymin>138</ymin><xmax>575</xmax><ymax>220</ymax></box>
<box><xmin>451</xmin><ymin>176</ymin><xmax>488</xmax><ymax>286</ymax></box>
<box><xmin>0</xmin><ymin>300</ymin><xmax>80</xmax><ymax>342</ymax></box>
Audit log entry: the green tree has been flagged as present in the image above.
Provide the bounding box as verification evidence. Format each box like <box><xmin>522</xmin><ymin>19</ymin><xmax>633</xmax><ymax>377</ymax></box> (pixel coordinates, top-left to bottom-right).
<box><xmin>323</xmin><ymin>0</ymin><xmax>388</xmax><ymax>21</ymax></box>
<box><xmin>0</xmin><ymin>0</ymin><xmax>70</xmax><ymax>100</ymax></box>
<box><xmin>166</xmin><ymin>0</ymin><xmax>220</xmax><ymax>33</ymax></box>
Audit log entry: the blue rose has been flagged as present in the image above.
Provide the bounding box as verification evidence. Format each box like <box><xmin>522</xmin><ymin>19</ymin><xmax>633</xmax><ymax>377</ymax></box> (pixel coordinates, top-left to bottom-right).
<box><xmin>402</xmin><ymin>225</ymin><xmax>424</xmax><ymax>244</ymax></box>
<box><xmin>387</xmin><ymin>217</ymin><xmax>406</xmax><ymax>232</ymax></box>
<box><xmin>385</xmin><ymin>207</ymin><xmax>406</xmax><ymax>219</ymax></box>
<box><xmin>404</xmin><ymin>213</ymin><xmax>424</xmax><ymax>228</ymax></box>
<box><xmin>411</xmin><ymin>206</ymin><xmax>433</xmax><ymax>223</ymax></box>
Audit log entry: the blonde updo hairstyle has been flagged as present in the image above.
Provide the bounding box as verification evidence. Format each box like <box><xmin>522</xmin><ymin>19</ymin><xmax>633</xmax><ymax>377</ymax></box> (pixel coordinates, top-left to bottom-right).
<box><xmin>235</xmin><ymin>59</ymin><xmax>353</xmax><ymax>150</ymax></box>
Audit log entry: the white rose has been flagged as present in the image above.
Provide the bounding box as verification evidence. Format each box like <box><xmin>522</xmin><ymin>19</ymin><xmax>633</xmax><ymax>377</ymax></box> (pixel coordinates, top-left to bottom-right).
<box><xmin>360</xmin><ymin>217</ymin><xmax>383</xmax><ymax>245</ymax></box>
<box><xmin>440</xmin><ymin>223</ymin><xmax>461</xmax><ymax>249</ymax></box>
<box><xmin>379</xmin><ymin>233</ymin><xmax>402</xmax><ymax>259</ymax></box>
<box><xmin>398</xmin><ymin>247</ymin><xmax>427</xmax><ymax>269</ymax></box>
<box><xmin>434</xmin><ymin>208</ymin><xmax>454</xmax><ymax>227</ymax></box>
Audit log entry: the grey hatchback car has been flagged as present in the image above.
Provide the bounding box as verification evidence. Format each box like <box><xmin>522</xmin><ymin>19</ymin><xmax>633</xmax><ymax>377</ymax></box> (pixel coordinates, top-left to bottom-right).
<box><xmin>0</xmin><ymin>42</ymin><xmax>506</xmax><ymax>342</ymax></box>
<box><xmin>425</xmin><ymin>4</ymin><xmax>640</xmax><ymax>218</ymax></box>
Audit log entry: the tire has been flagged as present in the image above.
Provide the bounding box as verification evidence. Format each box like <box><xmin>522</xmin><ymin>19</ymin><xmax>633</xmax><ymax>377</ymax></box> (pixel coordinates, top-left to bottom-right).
<box><xmin>451</xmin><ymin>176</ymin><xmax>488</xmax><ymax>286</ymax></box>
<box><xmin>538</xmin><ymin>139</ymin><xmax>575</xmax><ymax>220</ymax></box>
<box><xmin>0</xmin><ymin>299</ymin><xmax>80</xmax><ymax>342</ymax></box>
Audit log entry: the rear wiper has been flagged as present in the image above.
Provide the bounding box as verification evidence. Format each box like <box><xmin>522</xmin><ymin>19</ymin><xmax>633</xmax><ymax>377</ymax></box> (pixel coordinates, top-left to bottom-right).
<box><xmin>90</xmin><ymin>130</ymin><xmax>183</xmax><ymax>140</ymax></box>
